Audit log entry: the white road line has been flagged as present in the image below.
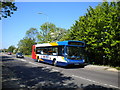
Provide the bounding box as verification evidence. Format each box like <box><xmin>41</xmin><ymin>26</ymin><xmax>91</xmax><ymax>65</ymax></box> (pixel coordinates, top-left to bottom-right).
<box><xmin>16</xmin><ymin>57</ymin><xmax>119</xmax><ymax>89</ymax></box>
<box><xmin>109</xmin><ymin>85</ymin><xmax>119</xmax><ymax>89</ymax></box>
<box><xmin>52</xmin><ymin>69</ymin><xmax>59</xmax><ymax>72</ymax></box>
<box><xmin>28</xmin><ymin>62</ymin><xmax>39</xmax><ymax>66</ymax></box>
<box><xmin>72</xmin><ymin>75</ymin><xmax>119</xmax><ymax>89</ymax></box>
<box><xmin>17</xmin><ymin>58</ymin><xmax>44</xmax><ymax>67</ymax></box>
<box><xmin>20</xmin><ymin>59</ymin><xmax>26</xmax><ymax>62</ymax></box>
<box><xmin>46</xmin><ymin>66</ymin><xmax>50</xmax><ymax>69</ymax></box>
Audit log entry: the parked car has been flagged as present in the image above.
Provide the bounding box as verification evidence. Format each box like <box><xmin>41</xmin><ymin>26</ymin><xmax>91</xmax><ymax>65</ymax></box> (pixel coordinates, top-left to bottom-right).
<box><xmin>16</xmin><ymin>53</ymin><xmax>24</xmax><ymax>58</ymax></box>
<box><xmin>8</xmin><ymin>52</ymin><xmax>12</xmax><ymax>55</ymax></box>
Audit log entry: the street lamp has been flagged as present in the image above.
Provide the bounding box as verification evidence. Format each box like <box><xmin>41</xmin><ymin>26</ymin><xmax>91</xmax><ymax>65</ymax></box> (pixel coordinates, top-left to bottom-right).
<box><xmin>38</xmin><ymin>12</ymin><xmax>49</xmax><ymax>42</ymax></box>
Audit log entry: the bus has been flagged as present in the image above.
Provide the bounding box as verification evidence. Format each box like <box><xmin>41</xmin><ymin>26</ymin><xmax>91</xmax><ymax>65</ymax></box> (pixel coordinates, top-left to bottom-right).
<box><xmin>32</xmin><ymin>40</ymin><xmax>86</xmax><ymax>67</ymax></box>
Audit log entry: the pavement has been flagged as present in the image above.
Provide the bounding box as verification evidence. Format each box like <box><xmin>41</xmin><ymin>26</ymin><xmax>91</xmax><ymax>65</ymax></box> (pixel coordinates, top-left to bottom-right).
<box><xmin>85</xmin><ymin>65</ymin><xmax>119</xmax><ymax>72</ymax></box>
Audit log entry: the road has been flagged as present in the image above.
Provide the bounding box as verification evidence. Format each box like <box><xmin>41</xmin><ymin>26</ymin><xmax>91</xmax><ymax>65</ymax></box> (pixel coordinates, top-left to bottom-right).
<box><xmin>1</xmin><ymin>53</ymin><xmax>120</xmax><ymax>89</ymax></box>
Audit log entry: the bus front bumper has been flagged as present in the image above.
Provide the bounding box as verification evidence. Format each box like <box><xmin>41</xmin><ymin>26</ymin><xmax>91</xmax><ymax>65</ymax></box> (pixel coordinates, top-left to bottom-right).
<box><xmin>56</xmin><ymin>61</ymin><xmax>85</xmax><ymax>67</ymax></box>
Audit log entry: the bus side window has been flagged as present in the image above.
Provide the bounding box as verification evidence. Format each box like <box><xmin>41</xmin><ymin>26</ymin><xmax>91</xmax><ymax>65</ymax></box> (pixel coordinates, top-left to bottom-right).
<box><xmin>36</xmin><ymin>50</ymin><xmax>40</xmax><ymax>54</ymax></box>
<box><xmin>43</xmin><ymin>49</ymin><xmax>47</xmax><ymax>55</ymax></box>
<box><xmin>48</xmin><ymin>48</ymin><xmax>53</xmax><ymax>55</ymax></box>
<box><xmin>52</xmin><ymin>47</ymin><xmax>58</xmax><ymax>55</ymax></box>
<box><xmin>40</xmin><ymin>50</ymin><xmax>43</xmax><ymax>54</ymax></box>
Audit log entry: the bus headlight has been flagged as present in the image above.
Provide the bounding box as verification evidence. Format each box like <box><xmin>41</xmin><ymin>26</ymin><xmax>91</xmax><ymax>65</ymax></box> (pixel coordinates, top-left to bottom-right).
<box><xmin>83</xmin><ymin>59</ymin><xmax>85</xmax><ymax>62</ymax></box>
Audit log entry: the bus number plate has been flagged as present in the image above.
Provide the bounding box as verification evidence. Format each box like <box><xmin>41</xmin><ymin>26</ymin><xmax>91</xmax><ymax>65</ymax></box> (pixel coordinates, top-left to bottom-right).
<box><xmin>74</xmin><ymin>63</ymin><xmax>79</xmax><ymax>65</ymax></box>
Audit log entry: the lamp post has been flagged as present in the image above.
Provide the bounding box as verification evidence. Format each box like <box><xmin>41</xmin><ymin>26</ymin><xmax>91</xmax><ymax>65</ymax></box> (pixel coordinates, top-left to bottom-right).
<box><xmin>38</xmin><ymin>12</ymin><xmax>49</xmax><ymax>42</ymax></box>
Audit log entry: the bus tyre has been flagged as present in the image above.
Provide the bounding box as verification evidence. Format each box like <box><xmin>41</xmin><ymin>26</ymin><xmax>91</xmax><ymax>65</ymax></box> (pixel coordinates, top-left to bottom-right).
<box><xmin>53</xmin><ymin>59</ymin><xmax>57</xmax><ymax>66</ymax></box>
<box><xmin>37</xmin><ymin>56</ymin><xmax>39</xmax><ymax>62</ymax></box>
<box><xmin>38</xmin><ymin>59</ymin><xmax>40</xmax><ymax>62</ymax></box>
<box><xmin>80</xmin><ymin>65</ymin><xmax>85</xmax><ymax>68</ymax></box>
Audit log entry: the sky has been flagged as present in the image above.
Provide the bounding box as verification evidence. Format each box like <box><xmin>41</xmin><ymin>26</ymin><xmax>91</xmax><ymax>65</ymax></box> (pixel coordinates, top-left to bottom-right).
<box><xmin>1</xmin><ymin>1</ymin><xmax>102</xmax><ymax>49</ymax></box>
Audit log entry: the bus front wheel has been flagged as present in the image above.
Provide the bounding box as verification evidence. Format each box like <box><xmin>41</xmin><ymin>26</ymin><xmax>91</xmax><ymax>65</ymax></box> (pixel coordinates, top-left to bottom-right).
<box><xmin>53</xmin><ymin>59</ymin><xmax>57</xmax><ymax>66</ymax></box>
<box><xmin>37</xmin><ymin>56</ymin><xmax>39</xmax><ymax>62</ymax></box>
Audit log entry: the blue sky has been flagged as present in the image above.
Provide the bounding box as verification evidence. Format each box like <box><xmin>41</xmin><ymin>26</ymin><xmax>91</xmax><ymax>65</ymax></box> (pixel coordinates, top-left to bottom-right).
<box><xmin>1</xmin><ymin>2</ymin><xmax>101</xmax><ymax>49</ymax></box>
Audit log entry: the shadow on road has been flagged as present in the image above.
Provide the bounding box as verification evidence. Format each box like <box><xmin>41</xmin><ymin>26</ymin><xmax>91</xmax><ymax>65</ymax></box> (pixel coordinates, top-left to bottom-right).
<box><xmin>1</xmin><ymin>56</ymin><xmax>14</xmax><ymax>62</ymax></box>
<box><xmin>2</xmin><ymin>55</ymin><xmax>117</xmax><ymax>90</ymax></box>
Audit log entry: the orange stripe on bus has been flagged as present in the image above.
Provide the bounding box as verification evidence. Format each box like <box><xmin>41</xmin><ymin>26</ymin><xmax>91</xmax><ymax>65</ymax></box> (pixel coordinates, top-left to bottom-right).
<box><xmin>39</xmin><ymin>59</ymin><xmax>44</xmax><ymax>61</ymax></box>
<box><xmin>50</xmin><ymin>42</ymin><xmax>58</xmax><ymax>46</ymax></box>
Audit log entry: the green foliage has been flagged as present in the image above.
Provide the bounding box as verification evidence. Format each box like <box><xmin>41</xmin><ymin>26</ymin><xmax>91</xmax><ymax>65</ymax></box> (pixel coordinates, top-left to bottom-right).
<box><xmin>17</xmin><ymin>24</ymin><xmax>67</xmax><ymax>55</ymax></box>
<box><xmin>51</xmin><ymin>27</ymin><xmax>67</xmax><ymax>42</ymax></box>
<box><xmin>66</xmin><ymin>1</ymin><xmax>120</xmax><ymax>67</ymax></box>
<box><xmin>17</xmin><ymin>37</ymin><xmax>36</xmax><ymax>55</ymax></box>
<box><xmin>13</xmin><ymin>1</ymin><xmax>120</xmax><ymax>67</ymax></box>
<box><xmin>0</xmin><ymin>0</ymin><xmax>17</xmax><ymax>20</ymax></box>
<box><xmin>7</xmin><ymin>45</ymin><xmax>16</xmax><ymax>53</ymax></box>
<box><xmin>38</xmin><ymin>22</ymin><xmax>56</xmax><ymax>43</ymax></box>
<box><xmin>37</xmin><ymin>22</ymin><xmax>67</xmax><ymax>43</ymax></box>
<box><xmin>13</xmin><ymin>48</ymin><xmax>18</xmax><ymax>54</ymax></box>
<box><xmin>25</xmin><ymin>28</ymin><xmax>39</xmax><ymax>41</ymax></box>
<box><xmin>17</xmin><ymin>27</ymin><xmax>38</xmax><ymax>55</ymax></box>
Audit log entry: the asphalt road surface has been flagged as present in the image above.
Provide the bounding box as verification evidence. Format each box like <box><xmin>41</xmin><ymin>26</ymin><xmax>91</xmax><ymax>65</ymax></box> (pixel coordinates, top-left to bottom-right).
<box><xmin>1</xmin><ymin>53</ymin><xmax>120</xmax><ymax>89</ymax></box>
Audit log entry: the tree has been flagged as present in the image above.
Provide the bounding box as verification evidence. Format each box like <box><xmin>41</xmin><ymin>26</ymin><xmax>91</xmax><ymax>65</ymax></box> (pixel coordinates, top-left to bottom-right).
<box><xmin>37</xmin><ymin>22</ymin><xmax>56</xmax><ymax>43</ymax></box>
<box><xmin>0</xmin><ymin>0</ymin><xmax>17</xmax><ymax>20</ymax></box>
<box><xmin>59</xmin><ymin>29</ymin><xmax>72</xmax><ymax>41</ymax></box>
<box><xmin>17</xmin><ymin>37</ymin><xmax>36</xmax><ymax>55</ymax></box>
<box><xmin>48</xmin><ymin>27</ymin><xmax>67</xmax><ymax>42</ymax></box>
<box><xmin>17</xmin><ymin>27</ymin><xmax>38</xmax><ymax>55</ymax></box>
<box><xmin>7</xmin><ymin>45</ymin><xmax>16</xmax><ymax>52</ymax></box>
<box><xmin>25</xmin><ymin>28</ymin><xmax>39</xmax><ymax>42</ymax></box>
<box><xmin>68</xmin><ymin>1</ymin><xmax>120</xmax><ymax>67</ymax></box>
<box><xmin>37</xmin><ymin>22</ymin><xmax>67</xmax><ymax>43</ymax></box>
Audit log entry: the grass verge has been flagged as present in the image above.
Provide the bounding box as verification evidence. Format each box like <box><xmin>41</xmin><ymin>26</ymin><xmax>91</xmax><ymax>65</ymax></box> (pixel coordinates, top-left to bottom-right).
<box><xmin>25</xmin><ymin>55</ymin><xmax>31</xmax><ymax>58</ymax></box>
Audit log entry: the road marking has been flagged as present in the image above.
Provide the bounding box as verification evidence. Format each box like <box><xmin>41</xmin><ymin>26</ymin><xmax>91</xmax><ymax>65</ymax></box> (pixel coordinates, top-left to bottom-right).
<box><xmin>28</xmin><ymin>62</ymin><xmax>59</xmax><ymax>72</ymax></box>
<box><xmin>52</xmin><ymin>69</ymin><xmax>59</xmax><ymax>72</ymax></box>
<box><xmin>46</xmin><ymin>66</ymin><xmax>50</xmax><ymax>69</ymax></box>
<box><xmin>16</xmin><ymin>58</ymin><xmax>26</xmax><ymax>62</ymax></box>
<box><xmin>16</xmin><ymin>57</ymin><xmax>119</xmax><ymax>89</ymax></box>
<box><xmin>109</xmin><ymin>85</ymin><xmax>119</xmax><ymax>88</ymax></box>
<box><xmin>20</xmin><ymin>59</ymin><xmax>26</xmax><ymax>62</ymax></box>
<box><xmin>72</xmin><ymin>75</ymin><xmax>119</xmax><ymax>89</ymax></box>
<box><xmin>28</xmin><ymin>62</ymin><xmax>39</xmax><ymax>66</ymax></box>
